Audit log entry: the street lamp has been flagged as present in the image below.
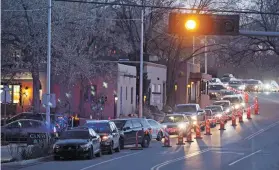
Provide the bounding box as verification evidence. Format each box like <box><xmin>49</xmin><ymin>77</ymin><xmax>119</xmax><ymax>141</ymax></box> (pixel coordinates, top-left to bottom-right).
<box><xmin>114</xmin><ymin>95</ymin><xmax>118</xmax><ymax>119</ymax></box>
<box><xmin>185</xmin><ymin>19</ymin><xmax>197</xmax><ymax>30</ymax></box>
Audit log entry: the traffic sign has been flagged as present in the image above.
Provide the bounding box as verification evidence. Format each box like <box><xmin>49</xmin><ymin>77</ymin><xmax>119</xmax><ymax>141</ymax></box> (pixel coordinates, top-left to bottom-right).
<box><xmin>1</xmin><ymin>86</ymin><xmax>11</xmax><ymax>104</ymax></box>
<box><xmin>42</xmin><ymin>93</ymin><xmax>56</xmax><ymax>108</ymax></box>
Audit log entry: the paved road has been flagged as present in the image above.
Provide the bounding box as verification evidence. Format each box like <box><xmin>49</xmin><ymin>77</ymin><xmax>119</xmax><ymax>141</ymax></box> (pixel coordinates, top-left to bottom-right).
<box><xmin>2</xmin><ymin>92</ymin><xmax>279</xmax><ymax>170</ymax></box>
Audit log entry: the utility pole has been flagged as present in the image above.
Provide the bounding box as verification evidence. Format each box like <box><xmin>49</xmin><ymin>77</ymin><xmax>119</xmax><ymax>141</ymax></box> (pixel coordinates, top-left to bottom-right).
<box><xmin>204</xmin><ymin>36</ymin><xmax>208</xmax><ymax>74</ymax></box>
<box><xmin>139</xmin><ymin>1</ymin><xmax>144</xmax><ymax>118</ymax></box>
<box><xmin>46</xmin><ymin>0</ymin><xmax>52</xmax><ymax>128</ymax></box>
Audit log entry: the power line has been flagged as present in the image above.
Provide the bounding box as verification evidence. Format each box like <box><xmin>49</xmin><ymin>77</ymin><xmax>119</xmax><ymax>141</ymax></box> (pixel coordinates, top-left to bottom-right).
<box><xmin>3</xmin><ymin>8</ymin><xmax>47</xmax><ymax>12</ymax></box>
<box><xmin>54</xmin><ymin>0</ymin><xmax>279</xmax><ymax>16</ymax></box>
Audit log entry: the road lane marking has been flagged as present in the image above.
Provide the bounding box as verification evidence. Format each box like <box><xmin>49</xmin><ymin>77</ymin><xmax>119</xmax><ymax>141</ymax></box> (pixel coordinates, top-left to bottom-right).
<box><xmin>79</xmin><ymin>152</ymin><xmax>142</xmax><ymax>170</ymax></box>
<box><xmin>213</xmin><ymin>151</ymin><xmax>245</xmax><ymax>155</ymax></box>
<box><xmin>244</xmin><ymin>121</ymin><xmax>279</xmax><ymax>140</ymax></box>
<box><xmin>228</xmin><ymin>150</ymin><xmax>261</xmax><ymax>166</ymax></box>
<box><xmin>150</xmin><ymin>149</ymin><xmax>211</xmax><ymax>170</ymax></box>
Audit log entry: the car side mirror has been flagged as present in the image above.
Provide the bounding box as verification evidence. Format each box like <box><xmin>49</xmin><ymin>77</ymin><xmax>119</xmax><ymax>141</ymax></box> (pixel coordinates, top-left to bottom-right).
<box><xmin>91</xmin><ymin>136</ymin><xmax>97</xmax><ymax>139</ymax></box>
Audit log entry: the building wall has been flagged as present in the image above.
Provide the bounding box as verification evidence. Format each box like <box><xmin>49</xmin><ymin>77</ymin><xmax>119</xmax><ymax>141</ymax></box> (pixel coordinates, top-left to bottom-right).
<box><xmin>117</xmin><ymin>64</ymin><xmax>137</xmax><ymax>117</ymax></box>
<box><xmin>144</xmin><ymin>63</ymin><xmax>167</xmax><ymax>110</ymax></box>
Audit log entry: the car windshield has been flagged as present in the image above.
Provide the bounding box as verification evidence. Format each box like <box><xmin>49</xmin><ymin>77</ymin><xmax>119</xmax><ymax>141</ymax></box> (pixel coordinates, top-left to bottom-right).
<box><xmin>174</xmin><ymin>105</ymin><xmax>196</xmax><ymax>112</ymax></box>
<box><xmin>209</xmin><ymin>85</ymin><xmax>226</xmax><ymax>90</ymax></box>
<box><xmin>221</xmin><ymin>77</ymin><xmax>231</xmax><ymax>82</ymax></box>
<box><xmin>60</xmin><ymin>130</ymin><xmax>89</xmax><ymax>139</ymax></box>
<box><xmin>111</xmin><ymin>120</ymin><xmax>126</xmax><ymax>130</ymax></box>
<box><xmin>223</xmin><ymin>97</ymin><xmax>239</xmax><ymax>104</ymax></box>
<box><xmin>162</xmin><ymin>116</ymin><xmax>184</xmax><ymax>123</ymax></box>
<box><xmin>205</xmin><ymin>107</ymin><xmax>222</xmax><ymax>112</ymax></box>
<box><xmin>229</xmin><ymin>81</ymin><xmax>242</xmax><ymax>85</ymax></box>
<box><xmin>213</xmin><ymin>102</ymin><xmax>229</xmax><ymax>107</ymax></box>
<box><xmin>83</xmin><ymin>122</ymin><xmax>111</xmax><ymax>133</ymax></box>
<box><xmin>244</xmin><ymin>80</ymin><xmax>259</xmax><ymax>85</ymax></box>
<box><xmin>210</xmin><ymin>79</ymin><xmax>219</xmax><ymax>83</ymax></box>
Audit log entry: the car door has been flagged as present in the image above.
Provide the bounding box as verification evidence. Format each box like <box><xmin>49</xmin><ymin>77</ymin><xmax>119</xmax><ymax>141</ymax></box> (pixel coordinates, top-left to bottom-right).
<box><xmin>131</xmin><ymin>120</ymin><xmax>142</xmax><ymax>142</ymax></box>
<box><xmin>109</xmin><ymin>122</ymin><xmax>119</xmax><ymax>149</ymax></box>
<box><xmin>148</xmin><ymin>120</ymin><xmax>159</xmax><ymax>139</ymax></box>
<box><xmin>89</xmin><ymin>129</ymin><xmax>100</xmax><ymax>153</ymax></box>
<box><xmin>3</xmin><ymin>121</ymin><xmax>21</xmax><ymax>142</ymax></box>
<box><xmin>122</xmin><ymin>120</ymin><xmax>133</xmax><ymax>145</ymax></box>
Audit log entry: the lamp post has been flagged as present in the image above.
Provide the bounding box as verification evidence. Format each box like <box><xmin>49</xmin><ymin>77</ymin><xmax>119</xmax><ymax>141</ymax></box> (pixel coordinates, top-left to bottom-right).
<box><xmin>114</xmin><ymin>95</ymin><xmax>118</xmax><ymax>119</ymax></box>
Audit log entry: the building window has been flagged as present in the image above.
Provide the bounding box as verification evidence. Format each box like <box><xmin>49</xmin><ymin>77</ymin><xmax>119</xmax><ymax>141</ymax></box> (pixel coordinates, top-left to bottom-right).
<box><xmin>126</xmin><ymin>86</ymin><xmax>128</xmax><ymax>100</ymax></box>
<box><xmin>131</xmin><ymin>87</ymin><xmax>133</xmax><ymax>104</ymax></box>
<box><xmin>157</xmin><ymin>84</ymin><xmax>161</xmax><ymax>93</ymax></box>
<box><xmin>151</xmin><ymin>84</ymin><xmax>156</xmax><ymax>93</ymax></box>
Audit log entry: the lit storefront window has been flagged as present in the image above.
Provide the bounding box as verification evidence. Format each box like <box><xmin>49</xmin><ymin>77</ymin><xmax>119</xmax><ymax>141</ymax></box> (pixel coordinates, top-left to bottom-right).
<box><xmin>13</xmin><ymin>85</ymin><xmax>20</xmax><ymax>103</ymax></box>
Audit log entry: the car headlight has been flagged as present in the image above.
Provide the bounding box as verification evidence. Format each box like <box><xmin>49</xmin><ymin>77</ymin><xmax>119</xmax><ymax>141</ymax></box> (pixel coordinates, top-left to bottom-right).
<box><xmin>235</xmin><ymin>104</ymin><xmax>240</xmax><ymax>109</ymax></box>
<box><xmin>191</xmin><ymin>116</ymin><xmax>197</xmax><ymax>120</ymax></box>
<box><xmin>226</xmin><ymin>108</ymin><xmax>230</xmax><ymax>113</ymax></box>
<box><xmin>102</xmin><ymin>136</ymin><xmax>109</xmax><ymax>141</ymax></box>
<box><xmin>241</xmin><ymin>103</ymin><xmax>245</xmax><ymax>106</ymax></box>
<box><xmin>238</xmin><ymin>85</ymin><xmax>245</xmax><ymax>90</ymax></box>
<box><xmin>193</xmin><ymin>121</ymin><xmax>197</xmax><ymax>125</ymax></box>
<box><xmin>53</xmin><ymin>144</ymin><xmax>60</xmax><ymax>149</ymax></box>
<box><xmin>264</xmin><ymin>84</ymin><xmax>270</xmax><ymax>89</ymax></box>
<box><xmin>80</xmin><ymin>143</ymin><xmax>90</xmax><ymax>149</ymax></box>
<box><xmin>216</xmin><ymin>114</ymin><xmax>222</xmax><ymax>118</ymax></box>
<box><xmin>162</xmin><ymin>125</ymin><xmax>167</xmax><ymax>128</ymax></box>
<box><xmin>178</xmin><ymin>123</ymin><xmax>186</xmax><ymax>129</ymax></box>
<box><xmin>255</xmin><ymin>85</ymin><xmax>259</xmax><ymax>89</ymax></box>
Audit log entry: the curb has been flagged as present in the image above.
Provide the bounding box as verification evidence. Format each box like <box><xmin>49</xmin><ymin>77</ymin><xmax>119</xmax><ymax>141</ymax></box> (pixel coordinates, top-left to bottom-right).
<box><xmin>2</xmin><ymin>155</ymin><xmax>53</xmax><ymax>166</ymax></box>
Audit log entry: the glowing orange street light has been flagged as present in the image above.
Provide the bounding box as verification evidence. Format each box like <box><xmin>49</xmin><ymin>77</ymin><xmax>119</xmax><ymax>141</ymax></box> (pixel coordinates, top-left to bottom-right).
<box><xmin>185</xmin><ymin>19</ymin><xmax>197</xmax><ymax>30</ymax></box>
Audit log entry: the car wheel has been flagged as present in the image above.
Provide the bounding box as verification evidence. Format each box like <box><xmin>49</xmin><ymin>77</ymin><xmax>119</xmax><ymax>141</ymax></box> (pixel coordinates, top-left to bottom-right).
<box><xmin>141</xmin><ymin>135</ymin><xmax>150</xmax><ymax>148</ymax></box>
<box><xmin>114</xmin><ymin>141</ymin><xmax>120</xmax><ymax>152</ymax></box>
<box><xmin>87</xmin><ymin>147</ymin><xmax>94</xmax><ymax>159</ymax></box>
<box><xmin>156</xmin><ymin>132</ymin><xmax>163</xmax><ymax>141</ymax></box>
<box><xmin>54</xmin><ymin>156</ymin><xmax>60</xmax><ymax>160</ymax></box>
<box><xmin>108</xmin><ymin>142</ymin><xmax>114</xmax><ymax>155</ymax></box>
<box><xmin>119</xmin><ymin>137</ymin><xmax>125</xmax><ymax>149</ymax></box>
<box><xmin>95</xmin><ymin>150</ymin><xmax>102</xmax><ymax>157</ymax></box>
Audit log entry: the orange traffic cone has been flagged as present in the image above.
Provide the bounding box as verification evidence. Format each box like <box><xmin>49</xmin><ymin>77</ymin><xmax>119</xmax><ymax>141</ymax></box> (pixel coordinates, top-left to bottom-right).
<box><xmin>162</xmin><ymin>129</ymin><xmax>172</xmax><ymax>147</ymax></box>
<box><xmin>177</xmin><ymin>131</ymin><xmax>185</xmax><ymax>145</ymax></box>
<box><xmin>195</xmin><ymin>124</ymin><xmax>203</xmax><ymax>139</ymax></box>
<box><xmin>238</xmin><ymin>110</ymin><xmax>244</xmax><ymax>123</ymax></box>
<box><xmin>219</xmin><ymin>118</ymin><xmax>226</xmax><ymax>130</ymax></box>
<box><xmin>204</xmin><ymin>120</ymin><xmax>212</xmax><ymax>135</ymax></box>
<box><xmin>254</xmin><ymin>96</ymin><xmax>259</xmax><ymax>115</ymax></box>
<box><xmin>247</xmin><ymin>106</ymin><xmax>252</xmax><ymax>119</ymax></box>
<box><xmin>186</xmin><ymin>128</ymin><xmax>194</xmax><ymax>143</ymax></box>
<box><xmin>231</xmin><ymin>111</ymin><xmax>237</xmax><ymax>126</ymax></box>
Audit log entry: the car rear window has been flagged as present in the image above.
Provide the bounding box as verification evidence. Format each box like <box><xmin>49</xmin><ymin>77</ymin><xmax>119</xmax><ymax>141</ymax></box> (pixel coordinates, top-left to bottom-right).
<box><xmin>162</xmin><ymin>116</ymin><xmax>184</xmax><ymax>123</ymax></box>
<box><xmin>60</xmin><ymin>130</ymin><xmax>89</xmax><ymax>139</ymax></box>
<box><xmin>223</xmin><ymin>97</ymin><xmax>239</xmax><ymax>103</ymax></box>
<box><xmin>83</xmin><ymin>122</ymin><xmax>111</xmax><ymax>133</ymax></box>
<box><xmin>111</xmin><ymin>120</ymin><xmax>126</xmax><ymax>129</ymax></box>
<box><xmin>213</xmin><ymin>102</ymin><xmax>229</xmax><ymax>107</ymax></box>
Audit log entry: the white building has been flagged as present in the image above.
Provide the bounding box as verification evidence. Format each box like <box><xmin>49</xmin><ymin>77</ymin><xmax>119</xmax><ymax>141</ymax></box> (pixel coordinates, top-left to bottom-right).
<box><xmin>144</xmin><ymin>62</ymin><xmax>167</xmax><ymax>110</ymax></box>
<box><xmin>117</xmin><ymin>64</ymin><xmax>137</xmax><ymax>117</ymax></box>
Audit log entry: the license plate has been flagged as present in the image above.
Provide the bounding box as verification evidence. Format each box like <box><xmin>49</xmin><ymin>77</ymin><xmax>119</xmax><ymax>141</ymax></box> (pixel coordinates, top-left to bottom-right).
<box><xmin>167</xmin><ymin>128</ymin><xmax>177</xmax><ymax>133</ymax></box>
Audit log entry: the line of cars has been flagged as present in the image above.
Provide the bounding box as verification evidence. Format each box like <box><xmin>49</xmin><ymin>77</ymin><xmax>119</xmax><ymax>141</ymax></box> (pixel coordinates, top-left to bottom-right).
<box><xmin>1</xmin><ymin>112</ymin><xmax>166</xmax><ymax>160</ymax></box>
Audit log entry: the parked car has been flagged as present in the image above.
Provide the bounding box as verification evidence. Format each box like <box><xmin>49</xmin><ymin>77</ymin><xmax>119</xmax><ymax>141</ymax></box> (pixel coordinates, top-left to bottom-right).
<box><xmin>1</xmin><ymin>119</ymin><xmax>57</xmax><ymax>143</ymax></box>
<box><xmin>83</xmin><ymin>120</ymin><xmax>120</xmax><ymax>154</ymax></box>
<box><xmin>53</xmin><ymin>127</ymin><xmax>102</xmax><ymax>160</ymax></box>
<box><xmin>161</xmin><ymin>114</ymin><xmax>190</xmax><ymax>135</ymax></box>
<box><xmin>111</xmin><ymin>118</ymin><xmax>152</xmax><ymax>149</ymax></box>
<box><xmin>173</xmin><ymin>103</ymin><xmax>206</xmax><ymax>130</ymax></box>
<box><xmin>147</xmin><ymin>119</ymin><xmax>165</xmax><ymax>141</ymax></box>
